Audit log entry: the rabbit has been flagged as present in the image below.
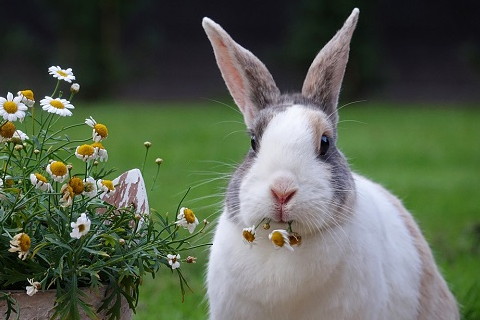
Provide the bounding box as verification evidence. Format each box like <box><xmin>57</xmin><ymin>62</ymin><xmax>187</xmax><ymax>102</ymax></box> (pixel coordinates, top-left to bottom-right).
<box><xmin>202</xmin><ymin>8</ymin><xmax>459</xmax><ymax>320</ymax></box>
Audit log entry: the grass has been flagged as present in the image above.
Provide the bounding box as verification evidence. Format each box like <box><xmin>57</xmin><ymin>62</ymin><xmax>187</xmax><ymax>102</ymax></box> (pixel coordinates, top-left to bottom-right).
<box><xmin>62</xmin><ymin>100</ymin><xmax>480</xmax><ymax>319</ymax></box>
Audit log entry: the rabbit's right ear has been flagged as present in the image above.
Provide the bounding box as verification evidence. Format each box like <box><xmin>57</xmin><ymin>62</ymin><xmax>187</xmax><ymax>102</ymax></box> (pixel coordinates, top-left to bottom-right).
<box><xmin>203</xmin><ymin>18</ymin><xmax>280</xmax><ymax>129</ymax></box>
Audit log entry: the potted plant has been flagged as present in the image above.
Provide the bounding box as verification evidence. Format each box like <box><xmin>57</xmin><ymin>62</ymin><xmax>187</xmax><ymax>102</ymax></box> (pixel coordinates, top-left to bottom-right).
<box><xmin>0</xmin><ymin>66</ymin><xmax>208</xmax><ymax>319</ymax></box>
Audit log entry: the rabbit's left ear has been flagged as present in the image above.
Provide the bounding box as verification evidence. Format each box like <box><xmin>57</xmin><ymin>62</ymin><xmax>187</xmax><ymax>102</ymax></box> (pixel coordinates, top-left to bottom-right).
<box><xmin>203</xmin><ymin>17</ymin><xmax>280</xmax><ymax>129</ymax></box>
<box><xmin>302</xmin><ymin>8</ymin><xmax>359</xmax><ymax>125</ymax></box>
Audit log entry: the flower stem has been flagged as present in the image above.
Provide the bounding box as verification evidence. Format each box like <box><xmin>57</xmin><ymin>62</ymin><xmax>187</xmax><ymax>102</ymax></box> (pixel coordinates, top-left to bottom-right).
<box><xmin>51</xmin><ymin>80</ymin><xmax>60</xmax><ymax>97</ymax></box>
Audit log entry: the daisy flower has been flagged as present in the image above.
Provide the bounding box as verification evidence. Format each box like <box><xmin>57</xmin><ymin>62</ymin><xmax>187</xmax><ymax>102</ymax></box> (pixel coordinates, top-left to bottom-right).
<box><xmin>59</xmin><ymin>184</ymin><xmax>74</xmax><ymax>208</ymax></box>
<box><xmin>48</xmin><ymin>66</ymin><xmax>76</xmax><ymax>83</ymax></box>
<box><xmin>40</xmin><ymin>96</ymin><xmax>74</xmax><ymax>117</ymax></box>
<box><xmin>91</xmin><ymin>142</ymin><xmax>108</xmax><ymax>162</ymax></box>
<box><xmin>68</xmin><ymin>177</ymin><xmax>84</xmax><ymax>195</ymax></box>
<box><xmin>175</xmin><ymin>207</ymin><xmax>199</xmax><ymax>234</ymax></box>
<box><xmin>46</xmin><ymin>161</ymin><xmax>69</xmax><ymax>182</ymax></box>
<box><xmin>0</xmin><ymin>92</ymin><xmax>28</xmax><ymax>122</ymax></box>
<box><xmin>97</xmin><ymin>179</ymin><xmax>115</xmax><ymax>195</ymax></box>
<box><xmin>268</xmin><ymin>229</ymin><xmax>294</xmax><ymax>251</ymax></box>
<box><xmin>9</xmin><ymin>233</ymin><xmax>31</xmax><ymax>260</ymax></box>
<box><xmin>85</xmin><ymin>117</ymin><xmax>108</xmax><ymax>142</ymax></box>
<box><xmin>17</xmin><ymin>90</ymin><xmax>35</xmax><ymax>107</ymax></box>
<box><xmin>82</xmin><ymin>177</ymin><xmax>97</xmax><ymax>198</ymax></box>
<box><xmin>0</xmin><ymin>121</ymin><xmax>16</xmax><ymax>142</ymax></box>
<box><xmin>242</xmin><ymin>225</ymin><xmax>256</xmax><ymax>245</ymax></box>
<box><xmin>26</xmin><ymin>278</ymin><xmax>41</xmax><ymax>296</ymax></box>
<box><xmin>70</xmin><ymin>213</ymin><xmax>91</xmax><ymax>239</ymax></box>
<box><xmin>30</xmin><ymin>173</ymin><xmax>53</xmax><ymax>192</ymax></box>
<box><xmin>75</xmin><ymin>144</ymin><xmax>97</xmax><ymax>161</ymax></box>
<box><xmin>167</xmin><ymin>254</ymin><xmax>181</xmax><ymax>269</ymax></box>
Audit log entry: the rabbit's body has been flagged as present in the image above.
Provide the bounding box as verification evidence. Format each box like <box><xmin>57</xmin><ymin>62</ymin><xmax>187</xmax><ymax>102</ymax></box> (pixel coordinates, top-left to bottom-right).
<box><xmin>203</xmin><ymin>9</ymin><xmax>459</xmax><ymax>320</ymax></box>
<box><xmin>209</xmin><ymin>175</ymin><xmax>421</xmax><ymax>320</ymax></box>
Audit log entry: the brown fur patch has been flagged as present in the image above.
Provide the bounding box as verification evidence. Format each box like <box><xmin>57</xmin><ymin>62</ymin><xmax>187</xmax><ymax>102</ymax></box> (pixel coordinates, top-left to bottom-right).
<box><xmin>304</xmin><ymin>109</ymin><xmax>333</xmax><ymax>154</ymax></box>
<box><xmin>383</xmin><ymin>190</ymin><xmax>459</xmax><ymax>320</ymax></box>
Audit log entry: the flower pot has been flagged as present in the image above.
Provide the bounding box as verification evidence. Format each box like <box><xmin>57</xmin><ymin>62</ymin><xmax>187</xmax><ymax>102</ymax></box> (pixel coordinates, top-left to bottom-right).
<box><xmin>0</xmin><ymin>286</ymin><xmax>132</xmax><ymax>320</ymax></box>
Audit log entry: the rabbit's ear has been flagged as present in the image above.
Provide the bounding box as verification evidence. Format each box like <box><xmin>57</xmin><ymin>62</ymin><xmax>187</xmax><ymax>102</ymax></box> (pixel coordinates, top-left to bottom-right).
<box><xmin>302</xmin><ymin>8</ymin><xmax>359</xmax><ymax>125</ymax></box>
<box><xmin>203</xmin><ymin>17</ymin><xmax>280</xmax><ymax>129</ymax></box>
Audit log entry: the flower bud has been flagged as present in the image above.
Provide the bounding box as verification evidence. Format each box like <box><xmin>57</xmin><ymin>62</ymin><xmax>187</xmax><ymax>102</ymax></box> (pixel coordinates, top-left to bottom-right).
<box><xmin>185</xmin><ymin>256</ymin><xmax>197</xmax><ymax>263</ymax></box>
<box><xmin>144</xmin><ymin>141</ymin><xmax>152</xmax><ymax>148</ymax></box>
<box><xmin>14</xmin><ymin>144</ymin><xmax>24</xmax><ymax>151</ymax></box>
<box><xmin>155</xmin><ymin>158</ymin><xmax>163</xmax><ymax>165</ymax></box>
<box><xmin>70</xmin><ymin>83</ymin><xmax>80</xmax><ymax>93</ymax></box>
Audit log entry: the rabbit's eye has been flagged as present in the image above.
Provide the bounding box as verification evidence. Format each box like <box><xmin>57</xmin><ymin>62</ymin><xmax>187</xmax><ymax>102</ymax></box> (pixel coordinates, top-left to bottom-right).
<box><xmin>320</xmin><ymin>135</ymin><xmax>329</xmax><ymax>156</ymax></box>
<box><xmin>251</xmin><ymin>135</ymin><xmax>258</xmax><ymax>152</ymax></box>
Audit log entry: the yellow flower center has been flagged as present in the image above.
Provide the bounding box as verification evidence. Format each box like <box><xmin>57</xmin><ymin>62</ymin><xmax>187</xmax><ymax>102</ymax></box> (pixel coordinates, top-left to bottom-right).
<box><xmin>69</xmin><ymin>177</ymin><xmax>84</xmax><ymax>195</ymax></box>
<box><xmin>50</xmin><ymin>161</ymin><xmax>67</xmax><ymax>176</ymax></box>
<box><xmin>91</xmin><ymin>142</ymin><xmax>105</xmax><ymax>150</ymax></box>
<box><xmin>77</xmin><ymin>144</ymin><xmax>95</xmax><ymax>156</ymax></box>
<box><xmin>50</xmin><ymin>100</ymin><xmax>64</xmax><ymax>109</ymax></box>
<box><xmin>19</xmin><ymin>233</ymin><xmax>31</xmax><ymax>252</ymax></box>
<box><xmin>270</xmin><ymin>231</ymin><xmax>285</xmax><ymax>247</ymax></box>
<box><xmin>3</xmin><ymin>101</ymin><xmax>18</xmax><ymax>113</ymax></box>
<box><xmin>78</xmin><ymin>224</ymin><xmax>86</xmax><ymax>233</ymax></box>
<box><xmin>0</xmin><ymin>121</ymin><xmax>16</xmax><ymax>138</ymax></box>
<box><xmin>34</xmin><ymin>173</ymin><xmax>48</xmax><ymax>183</ymax></box>
<box><xmin>183</xmin><ymin>208</ymin><xmax>196</xmax><ymax>224</ymax></box>
<box><xmin>242</xmin><ymin>230</ymin><xmax>255</xmax><ymax>243</ymax></box>
<box><xmin>57</xmin><ymin>70</ymin><xmax>68</xmax><ymax>77</ymax></box>
<box><xmin>20</xmin><ymin>90</ymin><xmax>34</xmax><ymax>100</ymax></box>
<box><xmin>94</xmin><ymin>124</ymin><xmax>108</xmax><ymax>138</ymax></box>
<box><xmin>101</xmin><ymin>180</ymin><xmax>114</xmax><ymax>191</ymax></box>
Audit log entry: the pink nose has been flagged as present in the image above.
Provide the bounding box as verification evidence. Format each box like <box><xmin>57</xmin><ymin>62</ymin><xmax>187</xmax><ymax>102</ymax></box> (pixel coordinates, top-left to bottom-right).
<box><xmin>271</xmin><ymin>187</ymin><xmax>297</xmax><ymax>205</ymax></box>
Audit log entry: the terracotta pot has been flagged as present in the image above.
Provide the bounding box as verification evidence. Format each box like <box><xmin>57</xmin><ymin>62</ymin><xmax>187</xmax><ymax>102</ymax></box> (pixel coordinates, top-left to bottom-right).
<box><xmin>0</xmin><ymin>286</ymin><xmax>132</xmax><ymax>320</ymax></box>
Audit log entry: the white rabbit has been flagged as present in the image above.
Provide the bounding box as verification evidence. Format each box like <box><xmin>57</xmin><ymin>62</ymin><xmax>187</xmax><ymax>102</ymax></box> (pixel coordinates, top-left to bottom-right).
<box><xmin>202</xmin><ymin>8</ymin><xmax>459</xmax><ymax>320</ymax></box>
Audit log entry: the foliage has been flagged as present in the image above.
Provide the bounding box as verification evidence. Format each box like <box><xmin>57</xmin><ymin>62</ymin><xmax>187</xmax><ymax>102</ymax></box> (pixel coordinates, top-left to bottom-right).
<box><xmin>0</xmin><ymin>68</ymin><xmax>208</xmax><ymax>320</ymax></box>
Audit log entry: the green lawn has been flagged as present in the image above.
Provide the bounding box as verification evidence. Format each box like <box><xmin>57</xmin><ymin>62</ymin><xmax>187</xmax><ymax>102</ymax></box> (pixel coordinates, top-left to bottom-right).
<box><xmin>64</xmin><ymin>100</ymin><xmax>480</xmax><ymax>319</ymax></box>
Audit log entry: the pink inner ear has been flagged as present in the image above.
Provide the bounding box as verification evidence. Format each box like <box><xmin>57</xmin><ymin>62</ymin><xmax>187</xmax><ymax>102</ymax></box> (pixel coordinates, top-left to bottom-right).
<box><xmin>211</xmin><ymin>36</ymin><xmax>250</xmax><ymax>118</ymax></box>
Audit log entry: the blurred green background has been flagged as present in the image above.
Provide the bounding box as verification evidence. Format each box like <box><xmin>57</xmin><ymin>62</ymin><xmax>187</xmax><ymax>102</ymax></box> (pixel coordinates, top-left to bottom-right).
<box><xmin>2</xmin><ymin>0</ymin><xmax>480</xmax><ymax>319</ymax></box>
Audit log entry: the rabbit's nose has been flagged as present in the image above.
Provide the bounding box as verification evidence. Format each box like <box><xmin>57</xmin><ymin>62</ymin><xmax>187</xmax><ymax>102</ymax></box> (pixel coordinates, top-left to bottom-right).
<box><xmin>271</xmin><ymin>187</ymin><xmax>297</xmax><ymax>205</ymax></box>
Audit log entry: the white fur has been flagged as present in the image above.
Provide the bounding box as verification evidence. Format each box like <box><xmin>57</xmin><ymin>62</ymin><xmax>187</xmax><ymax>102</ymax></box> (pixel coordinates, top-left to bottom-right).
<box><xmin>207</xmin><ymin>107</ymin><xmax>422</xmax><ymax>320</ymax></box>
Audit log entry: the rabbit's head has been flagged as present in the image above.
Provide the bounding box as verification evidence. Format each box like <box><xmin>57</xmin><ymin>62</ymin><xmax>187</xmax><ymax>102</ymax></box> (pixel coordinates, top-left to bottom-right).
<box><xmin>203</xmin><ymin>9</ymin><xmax>359</xmax><ymax>236</ymax></box>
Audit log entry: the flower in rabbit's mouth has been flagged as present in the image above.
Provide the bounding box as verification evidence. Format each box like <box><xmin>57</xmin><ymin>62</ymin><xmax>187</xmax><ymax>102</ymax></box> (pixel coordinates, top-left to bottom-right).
<box><xmin>26</xmin><ymin>278</ymin><xmax>41</xmax><ymax>296</ymax></box>
<box><xmin>242</xmin><ymin>225</ymin><xmax>256</xmax><ymax>245</ymax></box>
<box><xmin>46</xmin><ymin>161</ymin><xmax>69</xmax><ymax>183</ymax></box>
<box><xmin>167</xmin><ymin>254</ymin><xmax>181</xmax><ymax>269</ymax></box>
<box><xmin>48</xmin><ymin>66</ymin><xmax>76</xmax><ymax>83</ymax></box>
<box><xmin>30</xmin><ymin>173</ymin><xmax>53</xmax><ymax>192</ymax></box>
<box><xmin>9</xmin><ymin>233</ymin><xmax>31</xmax><ymax>260</ymax></box>
<box><xmin>40</xmin><ymin>96</ymin><xmax>74</xmax><ymax>117</ymax></box>
<box><xmin>85</xmin><ymin>116</ymin><xmax>108</xmax><ymax>142</ymax></box>
<box><xmin>176</xmin><ymin>207</ymin><xmax>199</xmax><ymax>234</ymax></box>
<box><xmin>0</xmin><ymin>92</ymin><xmax>28</xmax><ymax>122</ymax></box>
<box><xmin>70</xmin><ymin>213</ymin><xmax>91</xmax><ymax>239</ymax></box>
<box><xmin>269</xmin><ymin>229</ymin><xmax>294</xmax><ymax>251</ymax></box>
